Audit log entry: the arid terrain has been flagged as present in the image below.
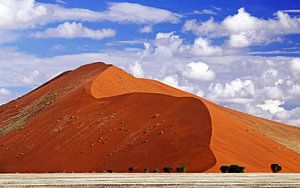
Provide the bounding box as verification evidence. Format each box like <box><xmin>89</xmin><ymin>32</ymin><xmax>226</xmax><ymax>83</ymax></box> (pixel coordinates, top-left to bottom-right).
<box><xmin>0</xmin><ymin>62</ymin><xmax>299</xmax><ymax>173</ymax></box>
<box><xmin>0</xmin><ymin>173</ymin><xmax>299</xmax><ymax>187</ymax></box>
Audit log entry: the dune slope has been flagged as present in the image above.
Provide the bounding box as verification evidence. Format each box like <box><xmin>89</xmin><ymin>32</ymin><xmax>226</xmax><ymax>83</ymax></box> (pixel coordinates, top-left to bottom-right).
<box><xmin>0</xmin><ymin>62</ymin><xmax>299</xmax><ymax>173</ymax></box>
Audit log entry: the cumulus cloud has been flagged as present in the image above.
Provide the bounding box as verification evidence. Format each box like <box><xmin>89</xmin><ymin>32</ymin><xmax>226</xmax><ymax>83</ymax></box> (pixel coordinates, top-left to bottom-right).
<box><xmin>183</xmin><ymin>7</ymin><xmax>300</xmax><ymax>47</ymax></box>
<box><xmin>154</xmin><ymin>32</ymin><xmax>183</xmax><ymax>57</ymax></box>
<box><xmin>0</xmin><ymin>88</ymin><xmax>11</xmax><ymax>95</ymax></box>
<box><xmin>257</xmin><ymin>100</ymin><xmax>285</xmax><ymax>114</ymax></box>
<box><xmin>162</xmin><ymin>75</ymin><xmax>179</xmax><ymax>88</ymax></box>
<box><xmin>208</xmin><ymin>78</ymin><xmax>256</xmax><ymax>102</ymax></box>
<box><xmin>32</xmin><ymin>22</ymin><xmax>116</xmax><ymax>40</ymax></box>
<box><xmin>153</xmin><ymin>32</ymin><xmax>222</xmax><ymax>57</ymax></box>
<box><xmin>191</xmin><ymin>37</ymin><xmax>222</xmax><ymax>56</ymax></box>
<box><xmin>183</xmin><ymin>18</ymin><xmax>222</xmax><ymax>37</ymax></box>
<box><xmin>0</xmin><ymin>88</ymin><xmax>14</xmax><ymax>105</ymax></box>
<box><xmin>0</xmin><ymin>0</ymin><xmax>180</xmax><ymax>30</ymax></box>
<box><xmin>263</xmin><ymin>86</ymin><xmax>283</xmax><ymax>100</ymax></box>
<box><xmin>161</xmin><ymin>75</ymin><xmax>194</xmax><ymax>92</ymax></box>
<box><xmin>288</xmin><ymin>84</ymin><xmax>300</xmax><ymax>95</ymax></box>
<box><xmin>129</xmin><ymin>62</ymin><xmax>144</xmax><ymax>77</ymax></box>
<box><xmin>290</xmin><ymin>58</ymin><xmax>300</xmax><ymax>72</ymax></box>
<box><xmin>183</xmin><ymin>62</ymin><xmax>215</xmax><ymax>81</ymax></box>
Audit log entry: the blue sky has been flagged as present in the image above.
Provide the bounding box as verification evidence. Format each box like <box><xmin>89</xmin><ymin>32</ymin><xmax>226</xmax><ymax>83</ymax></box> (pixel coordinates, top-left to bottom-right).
<box><xmin>0</xmin><ymin>0</ymin><xmax>300</xmax><ymax>125</ymax></box>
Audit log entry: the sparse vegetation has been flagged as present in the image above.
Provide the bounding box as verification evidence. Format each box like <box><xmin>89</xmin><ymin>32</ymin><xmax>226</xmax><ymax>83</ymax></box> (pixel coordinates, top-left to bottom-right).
<box><xmin>143</xmin><ymin>168</ymin><xmax>149</xmax><ymax>173</ymax></box>
<box><xmin>163</xmin><ymin>166</ymin><xmax>172</xmax><ymax>173</ymax></box>
<box><xmin>176</xmin><ymin>165</ymin><xmax>187</xmax><ymax>173</ymax></box>
<box><xmin>153</xmin><ymin>168</ymin><xmax>159</xmax><ymax>173</ymax></box>
<box><xmin>271</xmin><ymin>164</ymin><xmax>282</xmax><ymax>173</ymax></box>
<box><xmin>220</xmin><ymin>165</ymin><xmax>245</xmax><ymax>173</ymax></box>
<box><xmin>220</xmin><ymin>165</ymin><xmax>229</xmax><ymax>173</ymax></box>
<box><xmin>128</xmin><ymin>166</ymin><xmax>134</xmax><ymax>172</ymax></box>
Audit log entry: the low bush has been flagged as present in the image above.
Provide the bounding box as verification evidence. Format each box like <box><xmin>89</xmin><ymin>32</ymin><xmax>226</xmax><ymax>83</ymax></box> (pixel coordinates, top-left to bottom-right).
<box><xmin>220</xmin><ymin>165</ymin><xmax>229</xmax><ymax>173</ymax></box>
<box><xmin>271</xmin><ymin>164</ymin><xmax>282</xmax><ymax>173</ymax></box>
<box><xmin>220</xmin><ymin>165</ymin><xmax>244</xmax><ymax>173</ymax></box>
<box><xmin>163</xmin><ymin>166</ymin><xmax>172</xmax><ymax>173</ymax></box>
<box><xmin>153</xmin><ymin>168</ymin><xmax>159</xmax><ymax>173</ymax></box>
<box><xmin>176</xmin><ymin>165</ymin><xmax>187</xmax><ymax>173</ymax></box>
<box><xmin>143</xmin><ymin>168</ymin><xmax>149</xmax><ymax>173</ymax></box>
<box><xmin>128</xmin><ymin>166</ymin><xmax>134</xmax><ymax>172</ymax></box>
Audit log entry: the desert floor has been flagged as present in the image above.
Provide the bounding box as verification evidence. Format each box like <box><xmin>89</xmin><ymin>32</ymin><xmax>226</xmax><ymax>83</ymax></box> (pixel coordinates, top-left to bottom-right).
<box><xmin>0</xmin><ymin>173</ymin><xmax>299</xmax><ymax>187</ymax></box>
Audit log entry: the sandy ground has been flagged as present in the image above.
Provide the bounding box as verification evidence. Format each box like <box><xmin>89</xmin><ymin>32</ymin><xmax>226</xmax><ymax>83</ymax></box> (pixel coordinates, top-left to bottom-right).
<box><xmin>0</xmin><ymin>173</ymin><xmax>299</xmax><ymax>188</ymax></box>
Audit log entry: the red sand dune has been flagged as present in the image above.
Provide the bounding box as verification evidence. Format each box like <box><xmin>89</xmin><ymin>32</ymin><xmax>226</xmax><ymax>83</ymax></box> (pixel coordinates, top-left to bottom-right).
<box><xmin>0</xmin><ymin>62</ymin><xmax>299</xmax><ymax>173</ymax></box>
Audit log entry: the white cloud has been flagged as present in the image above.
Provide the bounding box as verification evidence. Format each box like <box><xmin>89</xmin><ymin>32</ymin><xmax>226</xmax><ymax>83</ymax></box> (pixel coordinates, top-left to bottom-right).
<box><xmin>162</xmin><ymin>75</ymin><xmax>179</xmax><ymax>88</ymax></box>
<box><xmin>139</xmin><ymin>25</ymin><xmax>153</xmax><ymax>33</ymax></box>
<box><xmin>257</xmin><ymin>100</ymin><xmax>285</xmax><ymax>114</ymax></box>
<box><xmin>281</xmin><ymin>9</ymin><xmax>300</xmax><ymax>13</ymax></box>
<box><xmin>209</xmin><ymin>79</ymin><xmax>256</xmax><ymax>98</ymax></box>
<box><xmin>103</xmin><ymin>2</ymin><xmax>180</xmax><ymax>24</ymax></box>
<box><xmin>0</xmin><ymin>0</ymin><xmax>180</xmax><ymax>30</ymax></box>
<box><xmin>184</xmin><ymin>7</ymin><xmax>300</xmax><ymax>47</ymax></box>
<box><xmin>290</xmin><ymin>58</ymin><xmax>300</xmax><ymax>72</ymax></box>
<box><xmin>0</xmin><ymin>0</ymin><xmax>48</xmax><ymax>29</ymax></box>
<box><xmin>183</xmin><ymin>18</ymin><xmax>222</xmax><ymax>37</ymax></box>
<box><xmin>0</xmin><ymin>88</ymin><xmax>11</xmax><ymax>95</ymax></box>
<box><xmin>288</xmin><ymin>84</ymin><xmax>300</xmax><ymax>95</ymax></box>
<box><xmin>193</xmin><ymin>9</ymin><xmax>217</xmax><ymax>15</ymax></box>
<box><xmin>32</xmin><ymin>22</ymin><xmax>116</xmax><ymax>40</ymax></box>
<box><xmin>0</xmin><ymin>88</ymin><xmax>15</xmax><ymax>105</ymax></box>
<box><xmin>161</xmin><ymin>75</ymin><xmax>193</xmax><ymax>92</ymax></box>
<box><xmin>183</xmin><ymin>61</ymin><xmax>215</xmax><ymax>81</ymax></box>
<box><xmin>153</xmin><ymin>32</ymin><xmax>222</xmax><ymax>57</ymax></box>
<box><xmin>191</xmin><ymin>37</ymin><xmax>222</xmax><ymax>56</ymax></box>
<box><xmin>18</xmin><ymin>70</ymin><xmax>40</xmax><ymax>85</ymax></box>
<box><xmin>129</xmin><ymin>62</ymin><xmax>144</xmax><ymax>77</ymax></box>
<box><xmin>264</xmin><ymin>86</ymin><xmax>283</xmax><ymax>100</ymax></box>
<box><xmin>56</xmin><ymin>0</ymin><xmax>67</xmax><ymax>5</ymax></box>
<box><xmin>154</xmin><ymin>32</ymin><xmax>183</xmax><ymax>57</ymax></box>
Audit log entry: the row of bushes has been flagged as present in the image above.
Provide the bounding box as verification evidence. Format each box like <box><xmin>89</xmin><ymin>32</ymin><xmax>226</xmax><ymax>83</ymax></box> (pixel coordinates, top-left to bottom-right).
<box><xmin>106</xmin><ymin>163</ymin><xmax>282</xmax><ymax>173</ymax></box>
<box><xmin>129</xmin><ymin>165</ymin><xmax>187</xmax><ymax>173</ymax></box>
<box><xmin>220</xmin><ymin>163</ymin><xmax>282</xmax><ymax>173</ymax></box>
<box><xmin>107</xmin><ymin>165</ymin><xmax>187</xmax><ymax>173</ymax></box>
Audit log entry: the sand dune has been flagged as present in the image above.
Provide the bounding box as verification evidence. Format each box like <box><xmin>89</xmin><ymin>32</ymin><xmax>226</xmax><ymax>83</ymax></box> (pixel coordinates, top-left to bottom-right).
<box><xmin>0</xmin><ymin>62</ymin><xmax>299</xmax><ymax>173</ymax></box>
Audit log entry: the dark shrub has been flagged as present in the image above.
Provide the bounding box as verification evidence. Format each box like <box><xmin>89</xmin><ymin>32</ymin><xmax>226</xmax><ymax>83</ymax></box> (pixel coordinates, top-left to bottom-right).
<box><xmin>153</xmin><ymin>168</ymin><xmax>159</xmax><ymax>173</ymax></box>
<box><xmin>220</xmin><ymin>165</ymin><xmax>229</xmax><ymax>173</ymax></box>
<box><xmin>143</xmin><ymin>168</ymin><xmax>149</xmax><ymax>173</ymax></box>
<box><xmin>128</xmin><ymin>166</ymin><xmax>134</xmax><ymax>172</ymax></box>
<box><xmin>163</xmin><ymin>166</ymin><xmax>172</xmax><ymax>173</ymax></box>
<box><xmin>176</xmin><ymin>165</ymin><xmax>187</xmax><ymax>173</ymax></box>
<box><xmin>107</xmin><ymin>169</ymin><xmax>113</xmax><ymax>173</ymax></box>
<box><xmin>271</xmin><ymin>164</ymin><xmax>282</xmax><ymax>173</ymax></box>
<box><xmin>220</xmin><ymin>165</ymin><xmax>244</xmax><ymax>173</ymax></box>
<box><xmin>228</xmin><ymin>165</ymin><xmax>245</xmax><ymax>173</ymax></box>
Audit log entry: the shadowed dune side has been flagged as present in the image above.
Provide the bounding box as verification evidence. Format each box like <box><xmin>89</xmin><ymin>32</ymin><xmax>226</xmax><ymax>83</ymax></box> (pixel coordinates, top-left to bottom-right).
<box><xmin>0</xmin><ymin>92</ymin><xmax>215</xmax><ymax>172</ymax></box>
